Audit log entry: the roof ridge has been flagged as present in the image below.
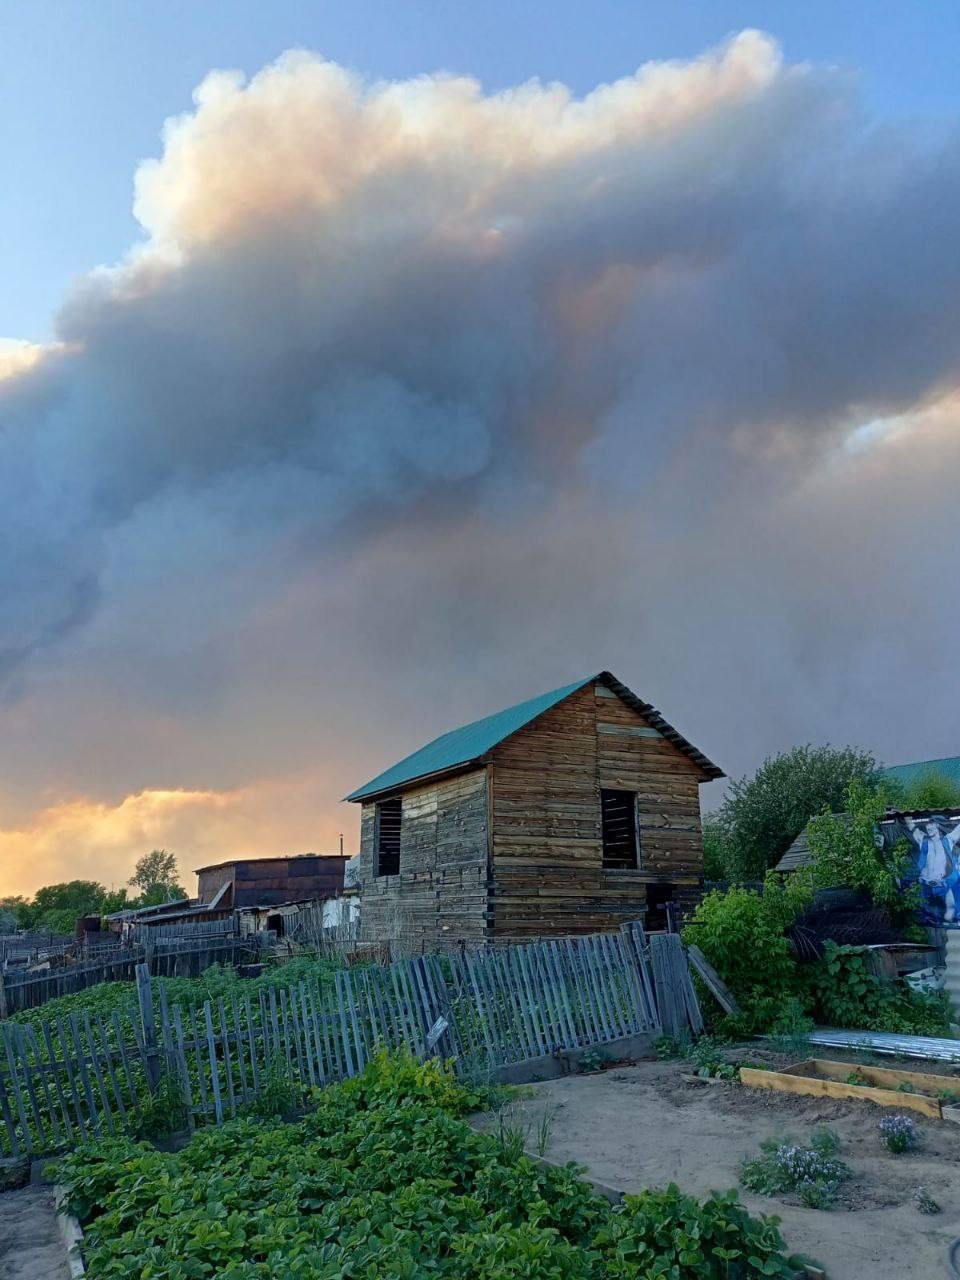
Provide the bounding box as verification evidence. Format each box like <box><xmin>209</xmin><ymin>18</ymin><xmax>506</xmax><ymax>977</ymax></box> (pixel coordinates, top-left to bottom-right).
<box><xmin>345</xmin><ymin>670</ymin><xmax>722</xmax><ymax>802</ymax></box>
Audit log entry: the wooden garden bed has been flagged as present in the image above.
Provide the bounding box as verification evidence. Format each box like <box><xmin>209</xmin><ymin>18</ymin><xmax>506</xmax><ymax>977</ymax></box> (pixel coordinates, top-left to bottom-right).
<box><xmin>739</xmin><ymin>1057</ymin><xmax>960</xmax><ymax>1118</ymax></box>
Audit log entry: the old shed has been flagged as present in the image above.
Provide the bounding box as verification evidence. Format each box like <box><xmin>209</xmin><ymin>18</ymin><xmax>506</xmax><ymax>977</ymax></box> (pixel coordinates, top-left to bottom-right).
<box><xmin>195</xmin><ymin>854</ymin><xmax>348</xmax><ymax>911</ymax></box>
<box><xmin>345</xmin><ymin>672</ymin><xmax>722</xmax><ymax>949</ymax></box>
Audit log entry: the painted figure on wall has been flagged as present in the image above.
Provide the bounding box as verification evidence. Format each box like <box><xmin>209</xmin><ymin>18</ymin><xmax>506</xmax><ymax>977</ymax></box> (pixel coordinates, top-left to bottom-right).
<box><xmin>904</xmin><ymin>814</ymin><xmax>960</xmax><ymax>924</ymax></box>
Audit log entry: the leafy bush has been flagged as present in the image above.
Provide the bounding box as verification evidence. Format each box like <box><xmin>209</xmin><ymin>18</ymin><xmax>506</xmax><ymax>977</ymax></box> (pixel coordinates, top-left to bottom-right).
<box><xmin>888</xmin><ymin>768</ymin><xmax>960</xmax><ymax>811</ymax></box>
<box><xmin>702</xmin><ymin>817</ymin><xmax>732</xmax><ymax>881</ymax></box>
<box><xmin>878</xmin><ymin>1114</ymin><xmax>919</xmax><ymax>1153</ymax></box>
<box><xmin>711</xmin><ymin>744</ymin><xmax>882</xmax><ymax>880</ymax></box>
<box><xmin>682</xmin><ymin>876</ymin><xmax>812</xmax><ymax>1033</ymax></box>
<box><xmin>741</xmin><ymin>1131</ymin><xmax>850</xmax><ymax>1210</ymax></box>
<box><xmin>806</xmin><ymin>779</ymin><xmax>917</xmax><ymax>914</ymax></box>
<box><xmin>595</xmin><ymin>1184</ymin><xmax>794</xmax><ymax>1277</ymax></box>
<box><xmin>807</xmin><ymin>943</ymin><xmax>952</xmax><ymax>1036</ymax></box>
<box><xmin>54</xmin><ymin>1051</ymin><xmax>796</xmax><ymax>1280</ymax></box>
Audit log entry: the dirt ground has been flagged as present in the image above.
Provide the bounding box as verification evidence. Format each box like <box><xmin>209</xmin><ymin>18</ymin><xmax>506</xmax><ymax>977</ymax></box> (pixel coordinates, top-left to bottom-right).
<box><xmin>484</xmin><ymin>1049</ymin><xmax>960</xmax><ymax>1280</ymax></box>
<box><xmin>0</xmin><ymin>1184</ymin><xmax>71</xmax><ymax>1280</ymax></box>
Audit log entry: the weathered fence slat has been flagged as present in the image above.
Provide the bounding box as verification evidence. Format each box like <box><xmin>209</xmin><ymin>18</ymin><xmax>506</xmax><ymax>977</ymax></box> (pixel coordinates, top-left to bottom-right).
<box><xmin>2</xmin><ymin>922</ymin><xmax>684</xmax><ymax>1156</ymax></box>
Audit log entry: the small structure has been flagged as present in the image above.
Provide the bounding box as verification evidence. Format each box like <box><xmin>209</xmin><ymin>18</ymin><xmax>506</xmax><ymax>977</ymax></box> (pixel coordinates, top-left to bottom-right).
<box><xmin>345</xmin><ymin>671</ymin><xmax>722</xmax><ymax>951</ymax></box>
<box><xmin>105</xmin><ymin>896</ymin><xmax>235</xmax><ymax>940</ymax></box>
<box><xmin>195</xmin><ymin>854</ymin><xmax>348</xmax><ymax>912</ymax></box>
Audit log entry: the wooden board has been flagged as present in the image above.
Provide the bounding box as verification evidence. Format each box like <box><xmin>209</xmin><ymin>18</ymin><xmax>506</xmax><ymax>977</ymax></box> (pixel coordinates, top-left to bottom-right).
<box><xmin>686</xmin><ymin>943</ymin><xmax>740</xmax><ymax>1015</ymax></box>
<box><xmin>739</xmin><ymin>1059</ymin><xmax>947</xmax><ymax>1118</ymax></box>
<box><xmin>791</xmin><ymin>1058</ymin><xmax>960</xmax><ymax>1096</ymax></box>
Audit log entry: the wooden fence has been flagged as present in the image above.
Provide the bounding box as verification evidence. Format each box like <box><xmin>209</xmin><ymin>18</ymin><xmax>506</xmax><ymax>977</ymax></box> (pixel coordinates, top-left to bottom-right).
<box><xmin>133</xmin><ymin>917</ymin><xmax>240</xmax><ymax>942</ymax></box>
<box><xmin>0</xmin><ymin>924</ymin><xmax>697</xmax><ymax>1157</ymax></box>
<box><xmin>0</xmin><ymin>934</ymin><xmax>271</xmax><ymax>1017</ymax></box>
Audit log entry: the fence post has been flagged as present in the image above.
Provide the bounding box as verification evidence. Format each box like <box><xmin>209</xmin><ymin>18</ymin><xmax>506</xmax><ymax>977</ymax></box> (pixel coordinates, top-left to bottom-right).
<box><xmin>136</xmin><ymin>962</ymin><xmax>161</xmax><ymax>1093</ymax></box>
<box><xmin>0</xmin><ymin>970</ymin><xmax>7</xmax><ymax>1020</ymax></box>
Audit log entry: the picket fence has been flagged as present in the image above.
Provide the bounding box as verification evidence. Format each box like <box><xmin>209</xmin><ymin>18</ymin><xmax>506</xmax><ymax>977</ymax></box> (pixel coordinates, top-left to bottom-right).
<box><xmin>0</xmin><ymin>934</ymin><xmax>271</xmax><ymax>1017</ymax></box>
<box><xmin>0</xmin><ymin>924</ymin><xmax>693</xmax><ymax>1158</ymax></box>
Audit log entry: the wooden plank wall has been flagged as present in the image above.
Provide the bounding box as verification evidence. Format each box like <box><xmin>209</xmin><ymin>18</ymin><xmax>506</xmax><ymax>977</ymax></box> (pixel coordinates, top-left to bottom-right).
<box><xmin>489</xmin><ymin>682</ymin><xmax>706</xmax><ymax>940</ymax></box>
<box><xmin>356</xmin><ymin>770</ymin><xmax>489</xmax><ymax>953</ymax></box>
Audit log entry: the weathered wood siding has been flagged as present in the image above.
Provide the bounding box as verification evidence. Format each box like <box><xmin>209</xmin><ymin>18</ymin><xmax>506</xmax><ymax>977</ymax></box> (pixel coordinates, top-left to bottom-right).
<box><xmin>197</xmin><ymin>857</ymin><xmax>348</xmax><ymax>908</ymax></box>
<box><xmin>489</xmin><ymin>681</ymin><xmax>706</xmax><ymax>939</ymax></box>
<box><xmin>356</xmin><ymin>769</ymin><xmax>489</xmax><ymax>952</ymax></box>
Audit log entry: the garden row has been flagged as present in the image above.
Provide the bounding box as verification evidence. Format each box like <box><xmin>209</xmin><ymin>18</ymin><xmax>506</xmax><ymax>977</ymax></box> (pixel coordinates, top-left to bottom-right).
<box><xmin>54</xmin><ymin>1051</ymin><xmax>807</xmax><ymax>1279</ymax></box>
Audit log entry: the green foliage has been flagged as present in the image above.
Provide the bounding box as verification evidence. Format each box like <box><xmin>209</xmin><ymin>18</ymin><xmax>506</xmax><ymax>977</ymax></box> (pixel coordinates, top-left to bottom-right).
<box><xmin>806</xmin><ymin>779</ymin><xmax>916</xmax><ymax>913</ymax></box>
<box><xmin>595</xmin><ymin>1185</ymin><xmax>794</xmax><ymax>1277</ymax></box>
<box><xmin>807</xmin><ymin>942</ymin><xmax>952</xmax><ymax>1036</ymax></box>
<box><xmin>8</xmin><ymin>853</ymin><xmax>186</xmax><ymax>936</ymax></box>
<box><xmin>713</xmin><ymin>744</ymin><xmax>882</xmax><ymax>880</ymax></box>
<box><xmin>888</xmin><ymin>769</ymin><xmax>960</xmax><ymax>812</ymax></box>
<box><xmin>654</xmin><ymin>1031</ymin><xmax>692</xmax><ymax>1060</ymax></box>
<box><xmin>129</xmin><ymin>848</ymin><xmax>186</xmax><ymax>903</ymax></box>
<box><xmin>12</xmin><ymin>879</ymin><xmax>108</xmax><ymax>933</ymax></box>
<box><xmin>682</xmin><ymin>876</ymin><xmax>812</xmax><ymax>1034</ymax></box>
<box><xmin>53</xmin><ymin>1051</ymin><xmax>794</xmax><ymax>1280</ymax></box>
<box><xmin>245</xmin><ymin>1053</ymin><xmax>300</xmax><ymax>1119</ymax></box>
<box><xmin>129</xmin><ymin>1071</ymin><xmax>189</xmax><ymax>1140</ymax></box>
<box><xmin>8</xmin><ymin>956</ymin><xmax>348</xmax><ymax>1039</ymax></box>
<box><xmin>740</xmin><ymin>1133</ymin><xmax>850</xmax><ymax>1210</ymax></box>
<box><xmin>577</xmin><ymin>1048</ymin><xmax>610</xmax><ymax>1074</ymax></box>
<box><xmin>766</xmin><ymin>1002</ymin><xmax>814</xmax><ymax>1059</ymax></box>
<box><xmin>702</xmin><ymin>817</ymin><xmax>732</xmax><ymax>881</ymax></box>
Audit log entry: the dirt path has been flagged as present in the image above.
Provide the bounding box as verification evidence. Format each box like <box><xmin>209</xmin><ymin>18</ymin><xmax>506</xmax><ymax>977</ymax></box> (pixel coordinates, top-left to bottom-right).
<box><xmin>488</xmin><ymin>1058</ymin><xmax>960</xmax><ymax>1280</ymax></box>
<box><xmin>0</xmin><ymin>1185</ymin><xmax>72</xmax><ymax>1280</ymax></box>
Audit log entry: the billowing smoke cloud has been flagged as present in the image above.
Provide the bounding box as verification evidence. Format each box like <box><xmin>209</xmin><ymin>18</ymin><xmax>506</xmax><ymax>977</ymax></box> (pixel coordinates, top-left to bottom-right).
<box><xmin>2</xmin><ymin>31</ymin><xmax>960</xmax><ymax>893</ymax></box>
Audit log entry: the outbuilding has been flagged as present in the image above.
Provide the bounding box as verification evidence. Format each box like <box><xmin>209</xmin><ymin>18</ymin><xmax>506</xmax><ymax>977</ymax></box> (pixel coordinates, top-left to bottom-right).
<box><xmin>345</xmin><ymin>671</ymin><xmax>722</xmax><ymax>950</ymax></box>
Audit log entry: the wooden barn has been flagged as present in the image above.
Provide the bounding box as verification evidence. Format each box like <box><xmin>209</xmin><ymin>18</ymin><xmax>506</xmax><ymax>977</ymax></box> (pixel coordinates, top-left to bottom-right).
<box><xmin>345</xmin><ymin>672</ymin><xmax>723</xmax><ymax>950</ymax></box>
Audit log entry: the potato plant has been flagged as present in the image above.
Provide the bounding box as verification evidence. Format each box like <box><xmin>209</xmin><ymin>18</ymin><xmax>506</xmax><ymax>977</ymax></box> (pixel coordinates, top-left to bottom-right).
<box><xmin>55</xmin><ymin>1051</ymin><xmax>799</xmax><ymax>1279</ymax></box>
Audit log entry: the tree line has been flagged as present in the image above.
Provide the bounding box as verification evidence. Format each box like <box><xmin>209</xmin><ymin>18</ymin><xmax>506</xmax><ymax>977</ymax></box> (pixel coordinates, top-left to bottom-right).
<box><xmin>1</xmin><ymin>849</ymin><xmax>186</xmax><ymax>936</ymax></box>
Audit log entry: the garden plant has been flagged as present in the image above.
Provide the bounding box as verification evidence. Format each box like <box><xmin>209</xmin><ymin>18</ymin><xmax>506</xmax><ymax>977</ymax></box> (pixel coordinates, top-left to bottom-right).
<box><xmin>55</xmin><ymin>1050</ymin><xmax>803</xmax><ymax>1279</ymax></box>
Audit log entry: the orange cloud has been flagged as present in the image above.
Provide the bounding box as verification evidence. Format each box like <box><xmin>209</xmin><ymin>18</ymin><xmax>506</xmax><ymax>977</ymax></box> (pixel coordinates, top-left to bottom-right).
<box><xmin>0</xmin><ymin>777</ymin><xmax>357</xmax><ymax>898</ymax></box>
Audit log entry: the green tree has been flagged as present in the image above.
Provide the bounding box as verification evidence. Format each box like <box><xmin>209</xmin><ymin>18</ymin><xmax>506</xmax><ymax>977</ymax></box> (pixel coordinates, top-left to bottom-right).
<box><xmin>715</xmin><ymin>744</ymin><xmax>882</xmax><ymax>880</ymax></box>
<box><xmin>701</xmin><ymin>818</ymin><xmax>731</xmax><ymax>881</ymax></box>
<box><xmin>807</xmin><ymin>778</ymin><xmax>917</xmax><ymax>916</ymax></box>
<box><xmin>895</xmin><ymin>769</ymin><xmax>960</xmax><ymax>811</ymax></box>
<box><xmin>0</xmin><ymin>896</ymin><xmax>30</xmax><ymax>930</ymax></box>
<box><xmin>24</xmin><ymin>880</ymin><xmax>108</xmax><ymax>933</ymax></box>
<box><xmin>129</xmin><ymin>850</ymin><xmax>186</xmax><ymax>904</ymax></box>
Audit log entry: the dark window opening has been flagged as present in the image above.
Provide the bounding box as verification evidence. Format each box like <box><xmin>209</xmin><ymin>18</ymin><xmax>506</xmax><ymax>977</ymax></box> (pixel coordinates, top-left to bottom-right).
<box><xmin>376</xmin><ymin>796</ymin><xmax>402</xmax><ymax>876</ymax></box>
<box><xmin>601</xmin><ymin>788</ymin><xmax>639</xmax><ymax>869</ymax></box>
<box><xmin>266</xmin><ymin>913</ymin><xmax>285</xmax><ymax>938</ymax></box>
<box><xmin>645</xmin><ymin>883</ymin><xmax>675</xmax><ymax>932</ymax></box>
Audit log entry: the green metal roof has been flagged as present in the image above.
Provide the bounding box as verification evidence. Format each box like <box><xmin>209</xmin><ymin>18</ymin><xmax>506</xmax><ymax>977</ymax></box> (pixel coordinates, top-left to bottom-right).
<box><xmin>345</xmin><ymin>677</ymin><xmax>591</xmax><ymax>802</ymax></box>
<box><xmin>884</xmin><ymin>756</ymin><xmax>960</xmax><ymax>788</ymax></box>
<box><xmin>345</xmin><ymin>671</ymin><xmax>723</xmax><ymax>802</ymax></box>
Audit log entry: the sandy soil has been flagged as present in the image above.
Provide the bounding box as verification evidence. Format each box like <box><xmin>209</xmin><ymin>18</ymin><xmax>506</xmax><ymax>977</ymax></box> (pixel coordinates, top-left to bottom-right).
<box><xmin>484</xmin><ymin>1052</ymin><xmax>960</xmax><ymax>1280</ymax></box>
<box><xmin>0</xmin><ymin>1185</ymin><xmax>71</xmax><ymax>1280</ymax></box>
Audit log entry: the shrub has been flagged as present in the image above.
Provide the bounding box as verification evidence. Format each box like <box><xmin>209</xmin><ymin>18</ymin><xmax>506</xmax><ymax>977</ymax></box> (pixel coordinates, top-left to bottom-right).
<box><xmin>741</xmin><ymin>1132</ymin><xmax>850</xmax><ymax>1210</ymax></box>
<box><xmin>879</xmin><ymin>1114</ymin><xmax>919</xmax><ymax>1153</ymax></box>
<box><xmin>806</xmin><ymin>779</ymin><xmax>917</xmax><ymax>914</ymax></box>
<box><xmin>682</xmin><ymin>876</ymin><xmax>812</xmax><ymax>1033</ymax></box>
<box><xmin>808</xmin><ymin>942</ymin><xmax>952</xmax><ymax>1036</ymax></box>
<box><xmin>891</xmin><ymin>769</ymin><xmax>960</xmax><ymax>811</ymax></box>
<box><xmin>596</xmin><ymin>1184</ymin><xmax>794</xmax><ymax>1278</ymax></box>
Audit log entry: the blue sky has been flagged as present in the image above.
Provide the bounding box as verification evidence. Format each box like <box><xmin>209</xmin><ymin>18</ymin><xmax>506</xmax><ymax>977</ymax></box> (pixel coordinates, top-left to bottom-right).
<box><xmin>3</xmin><ymin>0</ymin><xmax>958</xmax><ymax>342</ymax></box>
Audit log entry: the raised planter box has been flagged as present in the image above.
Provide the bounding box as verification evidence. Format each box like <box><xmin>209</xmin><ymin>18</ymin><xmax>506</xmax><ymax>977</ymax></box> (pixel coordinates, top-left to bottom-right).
<box><xmin>54</xmin><ymin>1186</ymin><xmax>86</xmax><ymax>1279</ymax></box>
<box><xmin>740</xmin><ymin>1057</ymin><xmax>960</xmax><ymax>1118</ymax></box>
